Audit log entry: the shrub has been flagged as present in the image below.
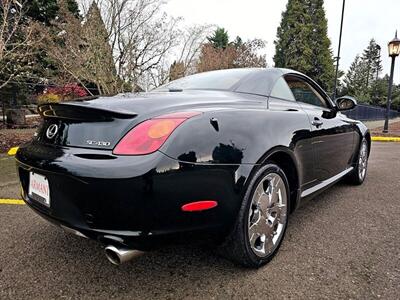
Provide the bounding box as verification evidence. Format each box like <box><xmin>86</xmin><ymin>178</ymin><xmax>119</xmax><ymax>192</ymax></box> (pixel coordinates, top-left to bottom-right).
<box><xmin>36</xmin><ymin>83</ymin><xmax>88</xmax><ymax>104</ymax></box>
<box><xmin>36</xmin><ymin>93</ymin><xmax>61</xmax><ymax>105</ymax></box>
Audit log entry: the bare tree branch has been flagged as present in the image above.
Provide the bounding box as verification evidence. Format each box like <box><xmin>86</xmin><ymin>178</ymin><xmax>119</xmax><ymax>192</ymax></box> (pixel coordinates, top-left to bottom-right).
<box><xmin>0</xmin><ymin>0</ymin><xmax>41</xmax><ymax>90</ymax></box>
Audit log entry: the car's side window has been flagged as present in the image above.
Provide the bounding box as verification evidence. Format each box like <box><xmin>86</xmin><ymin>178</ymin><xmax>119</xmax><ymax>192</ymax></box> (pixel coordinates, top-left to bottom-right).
<box><xmin>284</xmin><ymin>76</ymin><xmax>328</xmax><ymax>108</ymax></box>
<box><xmin>270</xmin><ymin>77</ymin><xmax>296</xmax><ymax>101</ymax></box>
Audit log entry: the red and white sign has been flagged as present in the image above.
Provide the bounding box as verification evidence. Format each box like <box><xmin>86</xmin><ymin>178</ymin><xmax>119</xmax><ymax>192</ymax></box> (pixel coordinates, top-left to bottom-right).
<box><xmin>29</xmin><ymin>172</ymin><xmax>50</xmax><ymax>206</ymax></box>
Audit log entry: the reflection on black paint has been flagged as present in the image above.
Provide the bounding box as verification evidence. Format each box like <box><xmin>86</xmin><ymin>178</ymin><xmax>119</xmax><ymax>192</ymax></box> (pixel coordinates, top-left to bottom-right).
<box><xmin>142</xmin><ymin>170</ymin><xmax>155</xmax><ymax>193</ymax></box>
<box><xmin>178</xmin><ymin>151</ymin><xmax>197</xmax><ymax>170</ymax></box>
<box><xmin>212</xmin><ymin>142</ymin><xmax>244</xmax><ymax>164</ymax></box>
<box><xmin>178</xmin><ymin>151</ymin><xmax>197</xmax><ymax>163</ymax></box>
<box><xmin>322</xmin><ymin>110</ymin><xmax>337</xmax><ymax>119</ymax></box>
<box><xmin>291</xmin><ymin>129</ymin><xmax>312</xmax><ymax>147</ymax></box>
<box><xmin>176</xmin><ymin>142</ymin><xmax>244</xmax><ymax>165</ymax></box>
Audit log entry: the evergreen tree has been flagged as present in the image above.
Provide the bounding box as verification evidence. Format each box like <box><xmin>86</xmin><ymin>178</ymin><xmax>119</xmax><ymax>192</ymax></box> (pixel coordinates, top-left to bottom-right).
<box><xmin>343</xmin><ymin>55</ymin><xmax>370</xmax><ymax>102</ymax></box>
<box><xmin>26</xmin><ymin>0</ymin><xmax>59</xmax><ymax>25</ymax></box>
<box><xmin>274</xmin><ymin>0</ymin><xmax>335</xmax><ymax>91</ymax></box>
<box><xmin>81</xmin><ymin>1</ymin><xmax>118</xmax><ymax>94</ymax></box>
<box><xmin>198</xmin><ymin>37</ymin><xmax>266</xmax><ymax>73</ymax></box>
<box><xmin>371</xmin><ymin>75</ymin><xmax>389</xmax><ymax>106</ymax></box>
<box><xmin>65</xmin><ymin>0</ymin><xmax>80</xmax><ymax>18</ymax></box>
<box><xmin>23</xmin><ymin>0</ymin><xmax>81</xmax><ymax>82</ymax></box>
<box><xmin>207</xmin><ymin>28</ymin><xmax>229</xmax><ymax>49</ymax></box>
<box><xmin>0</xmin><ymin>1</ymin><xmax>41</xmax><ymax>103</ymax></box>
<box><xmin>232</xmin><ymin>36</ymin><xmax>243</xmax><ymax>48</ymax></box>
<box><xmin>169</xmin><ymin>61</ymin><xmax>185</xmax><ymax>81</ymax></box>
<box><xmin>370</xmin><ymin>75</ymin><xmax>400</xmax><ymax>110</ymax></box>
<box><xmin>362</xmin><ymin>39</ymin><xmax>382</xmax><ymax>89</ymax></box>
<box><xmin>26</xmin><ymin>0</ymin><xmax>80</xmax><ymax>25</ymax></box>
<box><xmin>344</xmin><ymin>39</ymin><xmax>384</xmax><ymax>104</ymax></box>
<box><xmin>41</xmin><ymin>0</ymin><xmax>119</xmax><ymax>95</ymax></box>
<box><xmin>392</xmin><ymin>84</ymin><xmax>400</xmax><ymax>111</ymax></box>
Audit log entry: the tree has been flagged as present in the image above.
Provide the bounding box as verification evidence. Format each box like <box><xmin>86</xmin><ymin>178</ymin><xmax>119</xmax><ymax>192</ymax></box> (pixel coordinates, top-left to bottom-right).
<box><xmin>65</xmin><ymin>0</ymin><xmax>80</xmax><ymax>18</ymax></box>
<box><xmin>274</xmin><ymin>0</ymin><xmax>335</xmax><ymax>91</ymax></box>
<box><xmin>369</xmin><ymin>75</ymin><xmax>400</xmax><ymax>110</ymax></box>
<box><xmin>19</xmin><ymin>0</ymin><xmax>81</xmax><ymax>86</ymax></box>
<box><xmin>197</xmin><ymin>44</ymin><xmax>237</xmax><ymax>72</ymax></box>
<box><xmin>343</xmin><ymin>39</ymin><xmax>384</xmax><ymax>104</ymax></box>
<box><xmin>197</xmin><ymin>37</ymin><xmax>267</xmax><ymax>73</ymax></box>
<box><xmin>343</xmin><ymin>55</ymin><xmax>370</xmax><ymax>103</ymax></box>
<box><xmin>81</xmin><ymin>1</ymin><xmax>118</xmax><ymax>94</ymax></box>
<box><xmin>175</xmin><ymin>25</ymin><xmax>213</xmax><ymax>76</ymax></box>
<box><xmin>231</xmin><ymin>36</ymin><xmax>243</xmax><ymax>48</ymax></box>
<box><xmin>0</xmin><ymin>0</ymin><xmax>41</xmax><ymax>90</ymax></box>
<box><xmin>392</xmin><ymin>84</ymin><xmax>400</xmax><ymax>111</ymax></box>
<box><xmin>362</xmin><ymin>39</ymin><xmax>382</xmax><ymax>89</ymax></box>
<box><xmin>371</xmin><ymin>75</ymin><xmax>389</xmax><ymax>106</ymax></box>
<box><xmin>41</xmin><ymin>0</ymin><xmax>119</xmax><ymax>95</ymax></box>
<box><xmin>95</xmin><ymin>0</ymin><xmax>181</xmax><ymax>90</ymax></box>
<box><xmin>207</xmin><ymin>27</ymin><xmax>229</xmax><ymax>49</ymax></box>
<box><xmin>26</xmin><ymin>0</ymin><xmax>59</xmax><ymax>25</ymax></box>
<box><xmin>234</xmin><ymin>39</ymin><xmax>267</xmax><ymax>68</ymax></box>
<box><xmin>169</xmin><ymin>61</ymin><xmax>185</xmax><ymax>81</ymax></box>
<box><xmin>143</xmin><ymin>24</ymin><xmax>213</xmax><ymax>89</ymax></box>
<box><xmin>39</xmin><ymin>1</ymin><xmax>88</xmax><ymax>91</ymax></box>
<box><xmin>25</xmin><ymin>0</ymin><xmax>80</xmax><ymax>25</ymax></box>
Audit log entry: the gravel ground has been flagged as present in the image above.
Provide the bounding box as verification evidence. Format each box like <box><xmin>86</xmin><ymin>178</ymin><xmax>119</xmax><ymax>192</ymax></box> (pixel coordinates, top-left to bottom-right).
<box><xmin>0</xmin><ymin>155</ymin><xmax>19</xmax><ymax>199</ymax></box>
<box><xmin>364</xmin><ymin>118</ymin><xmax>400</xmax><ymax>130</ymax></box>
<box><xmin>0</xmin><ymin>128</ymin><xmax>36</xmax><ymax>153</ymax></box>
<box><xmin>0</xmin><ymin>143</ymin><xmax>399</xmax><ymax>299</ymax></box>
<box><xmin>370</xmin><ymin>120</ymin><xmax>400</xmax><ymax>137</ymax></box>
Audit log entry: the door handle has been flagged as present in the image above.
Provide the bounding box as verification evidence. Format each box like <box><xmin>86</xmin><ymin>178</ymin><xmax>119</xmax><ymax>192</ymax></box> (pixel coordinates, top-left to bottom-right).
<box><xmin>312</xmin><ymin>118</ymin><xmax>323</xmax><ymax>127</ymax></box>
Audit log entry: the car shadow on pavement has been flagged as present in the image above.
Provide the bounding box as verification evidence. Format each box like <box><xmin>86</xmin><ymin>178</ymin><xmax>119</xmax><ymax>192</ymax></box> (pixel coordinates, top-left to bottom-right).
<box><xmin>24</xmin><ymin>222</ymin><xmax>258</xmax><ymax>296</ymax></box>
<box><xmin>5</xmin><ymin>180</ymin><xmax>363</xmax><ymax>298</ymax></box>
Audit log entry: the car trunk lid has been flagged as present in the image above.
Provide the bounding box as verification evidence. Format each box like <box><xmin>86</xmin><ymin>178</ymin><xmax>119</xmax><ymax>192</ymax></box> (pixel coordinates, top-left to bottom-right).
<box><xmin>36</xmin><ymin>103</ymin><xmax>138</xmax><ymax>150</ymax></box>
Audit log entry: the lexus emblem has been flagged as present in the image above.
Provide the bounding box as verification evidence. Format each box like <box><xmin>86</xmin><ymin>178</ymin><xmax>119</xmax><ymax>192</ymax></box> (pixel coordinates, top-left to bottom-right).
<box><xmin>46</xmin><ymin>124</ymin><xmax>59</xmax><ymax>139</ymax></box>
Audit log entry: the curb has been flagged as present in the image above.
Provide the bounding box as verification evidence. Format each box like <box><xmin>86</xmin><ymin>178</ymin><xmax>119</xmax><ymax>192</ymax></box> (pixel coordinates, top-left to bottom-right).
<box><xmin>371</xmin><ymin>136</ymin><xmax>400</xmax><ymax>142</ymax></box>
<box><xmin>0</xmin><ymin>199</ymin><xmax>25</xmax><ymax>205</ymax></box>
<box><xmin>7</xmin><ymin>147</ymin><xmax>19</xmax><ymax>156</ymax></box>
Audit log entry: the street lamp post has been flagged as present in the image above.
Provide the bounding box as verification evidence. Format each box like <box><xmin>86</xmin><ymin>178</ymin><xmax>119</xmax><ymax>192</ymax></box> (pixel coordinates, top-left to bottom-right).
<box><xmin>383</xmin><ymin>31</ymin><xmax>400</xmax><ymax>133</ymax></box>
<box><xmin>374</xmin><ymin>45</ymin><xmax>381</xmax><ymax>104</ymax></box>
<box><xmin>376</xmin><ymin>45</ymin><xmax>381</xmax><ymax>81</ymax></box>
<box><xmin>333</xmin><ymin>0</ymin><xmax>346</xmax><ymax>99</ymax></box>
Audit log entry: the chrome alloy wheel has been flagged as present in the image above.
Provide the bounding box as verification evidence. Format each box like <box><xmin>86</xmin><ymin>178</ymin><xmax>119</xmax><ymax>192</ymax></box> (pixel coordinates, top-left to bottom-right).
<box><xmin>358</xmin><ymin>140</ymin><xmax>368</xmax><ymax>181</ymax></box>
<box><xmin>248</xmin><ymin>172</ymin><xmax>288</xmax><ymax>257</ymax></box>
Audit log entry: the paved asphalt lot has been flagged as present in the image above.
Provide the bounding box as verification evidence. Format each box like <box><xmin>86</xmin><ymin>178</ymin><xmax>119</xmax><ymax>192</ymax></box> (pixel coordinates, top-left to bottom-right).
<box><xmin>0</xmin><ymin>142</ymin><xmax>399</xmax><ymax>299</ymax></box>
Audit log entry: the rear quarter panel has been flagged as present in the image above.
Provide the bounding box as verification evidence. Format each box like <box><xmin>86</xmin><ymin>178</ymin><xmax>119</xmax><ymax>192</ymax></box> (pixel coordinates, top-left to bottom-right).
<box><xmin>159</xmin><ymin>97</ymin><xmax>313</xmax><ymax>188</ymax></box>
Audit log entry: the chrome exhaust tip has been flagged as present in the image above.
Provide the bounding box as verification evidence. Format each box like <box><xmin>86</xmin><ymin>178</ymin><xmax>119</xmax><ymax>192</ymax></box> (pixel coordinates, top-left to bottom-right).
<box><xmin>104</xmin><ymin>245</ymin><xmax>140</xmax><ymax>265</ymax></box>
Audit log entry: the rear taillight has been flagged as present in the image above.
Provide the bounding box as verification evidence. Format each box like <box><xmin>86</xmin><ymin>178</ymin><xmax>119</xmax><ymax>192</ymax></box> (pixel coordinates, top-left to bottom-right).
<box><xmin>113</xmin><ymin>111</ymin><xmax>200</xmax><ymax>155</ymax></box>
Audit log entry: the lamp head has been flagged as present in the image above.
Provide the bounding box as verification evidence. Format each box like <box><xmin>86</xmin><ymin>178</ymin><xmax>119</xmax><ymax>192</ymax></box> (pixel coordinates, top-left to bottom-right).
<box><xmin>388</xmin><ymin>31</ymin><xmax>400</xmax><ymax>57</ymax></box>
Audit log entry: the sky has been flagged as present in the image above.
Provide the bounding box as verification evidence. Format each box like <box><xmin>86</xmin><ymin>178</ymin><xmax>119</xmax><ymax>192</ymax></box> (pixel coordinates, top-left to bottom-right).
<box><xmin>166</xmin><ymin>0</ymin><xmax>400</xmax><ymax>84</ymax></box>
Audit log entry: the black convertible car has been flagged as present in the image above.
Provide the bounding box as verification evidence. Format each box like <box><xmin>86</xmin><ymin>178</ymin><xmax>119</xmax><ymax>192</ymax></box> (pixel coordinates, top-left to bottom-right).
<box><xmin>15</xmin><ymin>68</ymin><xmax>370</xmax><ymax>267</ymax></box>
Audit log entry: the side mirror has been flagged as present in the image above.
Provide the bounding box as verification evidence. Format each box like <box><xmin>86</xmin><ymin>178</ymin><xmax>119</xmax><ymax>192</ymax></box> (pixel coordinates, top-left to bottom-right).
<box><xmin>335</xmin><ymin>96</ymin><xmax>357</xmax><ymax>111</ymax></box>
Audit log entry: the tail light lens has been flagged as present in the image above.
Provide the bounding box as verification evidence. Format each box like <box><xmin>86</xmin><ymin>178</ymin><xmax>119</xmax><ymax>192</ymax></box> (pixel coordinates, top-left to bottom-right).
<box><xmin>113</xmin><ymin>111</ymin><xmax>200</xmax><ymax>155</ymax></box>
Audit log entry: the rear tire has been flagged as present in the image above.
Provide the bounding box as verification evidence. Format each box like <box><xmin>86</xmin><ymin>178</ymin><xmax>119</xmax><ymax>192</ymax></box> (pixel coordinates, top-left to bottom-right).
<box><xmin>346</xmin><ymin>138</ymin><xmax>369</xmax><ymax>185</ymax></box>
<box><xmin>219</xmin><ymin>163</ymin><xmax>290</xmax><ymax>268</ymax></box>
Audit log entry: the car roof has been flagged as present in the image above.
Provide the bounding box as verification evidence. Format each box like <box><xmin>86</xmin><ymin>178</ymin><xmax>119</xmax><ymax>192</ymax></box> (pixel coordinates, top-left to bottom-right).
<box><xmin>153</xmin><ymin>67</ymin><xmax>315</xmax><ymax>97</ymax></box>
<box><xmin>232</xmin><ymin>67</ymin><xmax>305</xmax><ymax>97</ymax></box>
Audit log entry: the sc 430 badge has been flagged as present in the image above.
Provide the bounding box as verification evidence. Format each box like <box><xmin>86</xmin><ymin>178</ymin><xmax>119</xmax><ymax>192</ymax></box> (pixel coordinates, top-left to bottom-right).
<box><xmin>86</xmin><ymin>140</ymin><xmax>111</xmax><ymax>146</ymax></box>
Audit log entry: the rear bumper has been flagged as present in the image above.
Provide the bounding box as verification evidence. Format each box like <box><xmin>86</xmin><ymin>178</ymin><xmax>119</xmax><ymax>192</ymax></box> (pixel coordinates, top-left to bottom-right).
<box><xmin>16</xmin><ymin>142</ymin><xmax>248</xmax><ymax>249</ymax></box>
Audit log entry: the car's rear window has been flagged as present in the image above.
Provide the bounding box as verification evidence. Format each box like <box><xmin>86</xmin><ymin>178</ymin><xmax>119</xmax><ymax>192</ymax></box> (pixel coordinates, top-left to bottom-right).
<box><xmin>153</xmin><ymin>69</ymin><xmax>256</xmax><ymax>92</ymax></box>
